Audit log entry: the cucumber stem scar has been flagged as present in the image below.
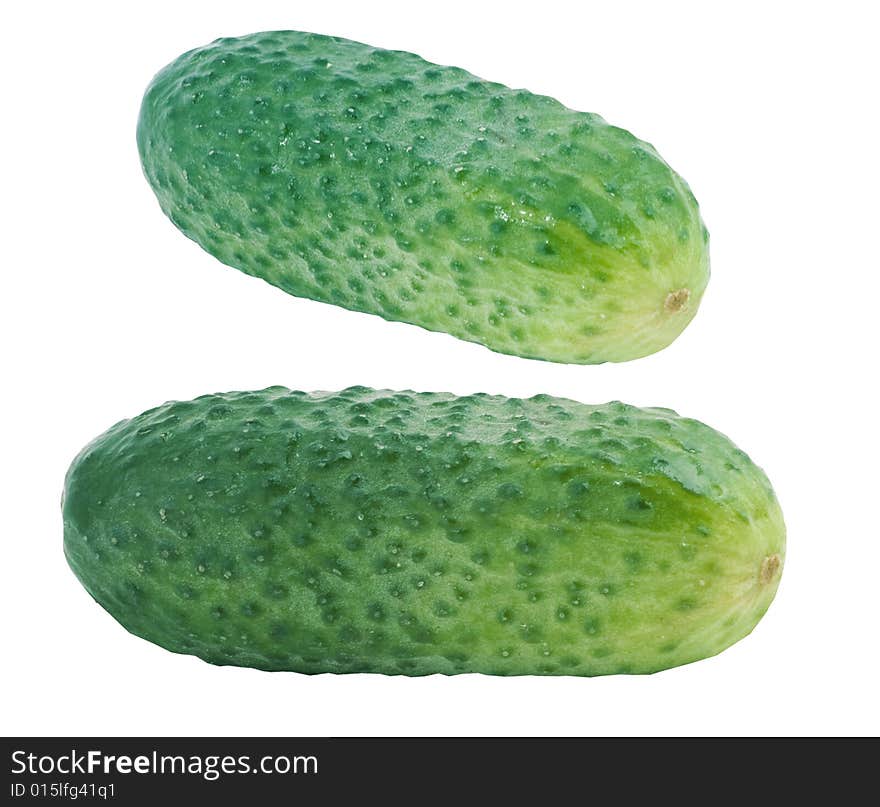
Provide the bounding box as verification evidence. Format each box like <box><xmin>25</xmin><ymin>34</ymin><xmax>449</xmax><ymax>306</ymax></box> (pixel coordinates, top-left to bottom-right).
<box><xmin>665</xmin><ymin>288</ymin><xmax>691</xmax><ymax>312</ymax></box>
<box><xmin>759</xmin><ymin>554</ymin><xmax>782</xmax><ymax>585</ymax></box>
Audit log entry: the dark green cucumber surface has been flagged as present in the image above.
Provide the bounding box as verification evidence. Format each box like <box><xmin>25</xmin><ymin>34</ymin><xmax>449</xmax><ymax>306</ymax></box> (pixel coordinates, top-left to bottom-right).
<box><xmin>138</xmin><ymin>31</ymin><xmax>710</xmax><ymax>363</ymax></box>
<box><xmin>63</xmin><ymin>387</ymin><xmax>783</xmax><ymax>676</ymax></box>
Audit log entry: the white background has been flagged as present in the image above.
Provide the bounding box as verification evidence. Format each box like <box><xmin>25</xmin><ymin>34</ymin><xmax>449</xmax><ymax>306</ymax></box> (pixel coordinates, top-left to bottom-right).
<box><xmin>2</xmin><ymin>1</ymin><xmax>878</xmax><ymax>736</ymax></box>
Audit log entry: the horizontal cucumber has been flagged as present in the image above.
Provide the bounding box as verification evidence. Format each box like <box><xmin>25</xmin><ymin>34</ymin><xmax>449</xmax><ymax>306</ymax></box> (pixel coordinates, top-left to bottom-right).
<box><xmin>63</xmin><ymin>387</ymin><xmax>783</xmax><ymax>676</ymax></box>
<box><xmin>138</xmin><ymin>31</ymin><xmax>710</xmax><ymax>363</ymax></box>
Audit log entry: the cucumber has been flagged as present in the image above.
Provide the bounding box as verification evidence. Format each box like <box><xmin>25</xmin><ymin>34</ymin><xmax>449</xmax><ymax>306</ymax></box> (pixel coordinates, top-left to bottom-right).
<box><xmin>137</xmin><ymin>31</ymin><xmax>709</xmax><ymax>364</ymax></box>
<box><xmin>63</xmin><ymin>387</ymin><xmax>783</xmax><ymax>676</ymax></box>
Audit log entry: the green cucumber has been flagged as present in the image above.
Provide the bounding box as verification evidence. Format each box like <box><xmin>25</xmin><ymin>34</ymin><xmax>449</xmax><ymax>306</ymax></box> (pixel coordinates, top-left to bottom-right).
<box><xmin>63</xmin><ymin>387</ymin><xmax>783</xmax><ymax>676</ymax></box>
<box><xmin>138</xmin><ymin>31</ymin><xmax>710</xmax><ymax>364</ymax></box>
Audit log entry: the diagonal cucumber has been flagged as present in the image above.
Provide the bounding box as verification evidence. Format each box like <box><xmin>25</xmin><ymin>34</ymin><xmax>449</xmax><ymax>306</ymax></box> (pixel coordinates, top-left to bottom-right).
<box><xmin>138</xmin><ymin>31</ymin><xmax>710</xmax><ymax>363</ymax></box>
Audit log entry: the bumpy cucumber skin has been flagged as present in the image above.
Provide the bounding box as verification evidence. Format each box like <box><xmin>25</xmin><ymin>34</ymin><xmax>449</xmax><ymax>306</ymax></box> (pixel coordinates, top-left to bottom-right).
<box><xmin>137</xmin><ymin>31</ymin><xmax>709</xmax><ymax>364</ymax></box>
<box><xmin>63</xmin><ymin>388</ymin><xmax>783</xmax><ymax>676</ymax></box>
